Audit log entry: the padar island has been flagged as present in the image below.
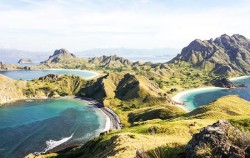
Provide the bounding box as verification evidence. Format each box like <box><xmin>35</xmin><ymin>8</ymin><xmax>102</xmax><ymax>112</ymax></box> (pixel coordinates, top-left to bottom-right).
<box><xmin>1</xmin><ymin>34</ymin><xmax>250</xmax><ymax>158</ymax></box>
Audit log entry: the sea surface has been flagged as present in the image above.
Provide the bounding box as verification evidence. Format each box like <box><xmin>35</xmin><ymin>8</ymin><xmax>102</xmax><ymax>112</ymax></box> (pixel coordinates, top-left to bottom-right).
<box><xmin>0</xmin><ymin>98</ymin><xmax>107</xmax><ymax>158</ymax></box>
<box><xmin>180</xmin><ymin>77</ymin><xmax>250</xmax><ymax>111</ymax></box>
<box><xmin>0</xmin><ymin>69</ymin><xmax>98</xmax><ymax>80</ymax></box>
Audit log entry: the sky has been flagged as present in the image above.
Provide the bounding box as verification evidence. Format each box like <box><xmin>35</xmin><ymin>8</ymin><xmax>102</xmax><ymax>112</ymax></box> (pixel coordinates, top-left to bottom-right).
<box><xmin>0</xmin><ymin>0</ymin><xmax>250</xmax><ymax>52</ymax></box>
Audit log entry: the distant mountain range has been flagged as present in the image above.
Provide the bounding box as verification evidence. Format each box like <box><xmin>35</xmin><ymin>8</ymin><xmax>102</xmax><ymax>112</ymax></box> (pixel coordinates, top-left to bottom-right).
<box><xmin>170</xmin><ymin>34</ymin><xmax>250</xmax><ymax>76</ymax></box>
<box><xmin>0</xmin><ymin>48</ymin><xmax>180</xmax><ymax>64</ymax></box>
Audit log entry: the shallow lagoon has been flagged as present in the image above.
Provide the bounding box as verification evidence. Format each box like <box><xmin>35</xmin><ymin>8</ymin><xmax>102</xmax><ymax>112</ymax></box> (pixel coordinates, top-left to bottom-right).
<box><xmin>0</xmin><ymin>69</ymin><xmax>99</xmax><ymax>80</ymax></box>
<box><xmin>179</xmin><ymin>77</ymin><xmax>250</xmax><ymax>111</ymax></box>
<box><xmin>0</xmin><ymin>98</ymin><xmax>107</xmax><ymax>158</ymax></box>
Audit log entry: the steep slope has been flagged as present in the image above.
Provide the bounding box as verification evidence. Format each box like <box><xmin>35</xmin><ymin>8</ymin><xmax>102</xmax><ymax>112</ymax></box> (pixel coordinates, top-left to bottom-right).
<box><xmin>170</xmin><ymin>34</ymin><xmax>250</xmax><ymax>76</ymax></box>
<box><xmin>80</xmin><ymin>73</ymin><xmax>169</xmax><ymax>105</ymax></box>
<box><xmin>41</xmin><ymin>48</ymin><xmax>77</xmax><ymax>64</ymax></box>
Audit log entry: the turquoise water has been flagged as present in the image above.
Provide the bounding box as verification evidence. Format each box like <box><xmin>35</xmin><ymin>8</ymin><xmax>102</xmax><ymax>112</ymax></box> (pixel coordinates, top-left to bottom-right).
<box><xmin>0</xmin><ymin>69</ymin><xmax>98</xmax><ymax>80</ymax></box>
<box><xmin>0</xmin><ymin>99</ymin><xmax>106</xmax><ymax>158</ymax></box>
<box><xmin>180</xmin><ymin>77</ymin><xmax>250</xmax><ymax>111</ymax></box>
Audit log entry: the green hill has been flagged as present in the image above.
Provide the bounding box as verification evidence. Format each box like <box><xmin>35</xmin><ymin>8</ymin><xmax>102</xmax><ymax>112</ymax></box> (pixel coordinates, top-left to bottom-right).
<box><xmin>170</xmin><ymin>34</ymin><xmax>250</xmax><ymax>76</ymax></box>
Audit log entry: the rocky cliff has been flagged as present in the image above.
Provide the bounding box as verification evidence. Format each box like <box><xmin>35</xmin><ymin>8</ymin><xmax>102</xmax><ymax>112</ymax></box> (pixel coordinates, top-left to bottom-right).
<box><xmin>170</xmin><ymin>34</ymin><xmax>250</xmax><ymax>76</ymax></box>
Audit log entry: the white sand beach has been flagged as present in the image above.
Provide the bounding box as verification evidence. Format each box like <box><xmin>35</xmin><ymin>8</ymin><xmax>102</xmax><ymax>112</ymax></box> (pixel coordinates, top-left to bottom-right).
<box><xmin>43</xmin><ymin>68</ymin><xmax>100</xmax><ymax>79</ymax></box>
<box><xmin>172</xmin><ymin>87</ymin><xmax>225</xmax><ymax>111</ymax></box>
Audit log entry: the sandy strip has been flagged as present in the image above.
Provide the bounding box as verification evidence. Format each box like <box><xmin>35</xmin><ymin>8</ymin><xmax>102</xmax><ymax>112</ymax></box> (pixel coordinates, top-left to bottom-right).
<box><xmin>43</xmin><ymin>68</ymin><xmax>100</xmax><ymax>78</ymax></box>
<box><xmin>172</xmin><ymin>87</ymin><xmax>225</xmax><ymax>111</ymax></box>
<box><xmin>229</xmin><ymin>76</ymin><xmax>250</xmax><ymax>81</ymax></box>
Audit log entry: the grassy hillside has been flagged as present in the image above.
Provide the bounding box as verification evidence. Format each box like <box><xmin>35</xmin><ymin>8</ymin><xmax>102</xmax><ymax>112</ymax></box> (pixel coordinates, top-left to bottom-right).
<box><xmin>79</xmin><ymin>72</ymin><xmax>172</xmax><ymax>126</ymax></box>
<box><xmin>37</xmin><ymin>95</ymin><xmax>250</xmax><ymax>158</ymax></box>
<box><xmin>186</xmin><ymin>95</ymin><xmax>250</xmax><ymax>119</ymax></box>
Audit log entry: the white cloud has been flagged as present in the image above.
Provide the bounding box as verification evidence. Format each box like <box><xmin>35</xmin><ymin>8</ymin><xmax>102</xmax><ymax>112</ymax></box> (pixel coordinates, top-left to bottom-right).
<box><xmin>0</xmin><ymin>0</ymin><xmax>249</xmax><ymax>51</ymax></box>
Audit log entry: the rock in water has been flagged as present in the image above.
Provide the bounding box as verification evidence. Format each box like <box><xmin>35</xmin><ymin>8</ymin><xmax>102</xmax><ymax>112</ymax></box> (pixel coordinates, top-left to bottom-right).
<box><xmin>18</xmin><ymin>59</ymin><xmax>33</xmax><ymax>64</ymax></box>
<box><xmin>186</xmin><ymin>120</ymin><xmax>250</xmax><ymax>158</ymax></box>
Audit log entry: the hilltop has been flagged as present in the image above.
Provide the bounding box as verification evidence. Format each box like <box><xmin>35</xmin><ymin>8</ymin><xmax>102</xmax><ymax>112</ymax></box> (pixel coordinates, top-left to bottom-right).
<box><xmin>170</xmin><ymin>34</ymin><xmax>250</xmax><ymax>76</ymax></box>
<box><xmin>41</xmin><ymin>48</ymin><xmax>77</xmax><ymax>64</ymax></box>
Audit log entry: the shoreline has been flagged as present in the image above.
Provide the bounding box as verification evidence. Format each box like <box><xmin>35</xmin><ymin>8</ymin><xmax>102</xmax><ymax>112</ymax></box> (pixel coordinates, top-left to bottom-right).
<box><xmin>0</xmin><ymin>68</ymin><xmax>100</xmax><ymax>80</ymax></box>
<box><xmin>44</xmin><ymin>96</ymin><xmax>121</xmax><ymax>154</ymax></box>
<box><xmin>172</xmin><ymin>87</ymin><xmax>226</xmax><ymax>112</ymax></box>
<box><xmin>0</xmin><ymin>95</ymin><xmax>121</xmax><ymax>156</ymax></box>
<box><xmin>73</xmin><ymin>96</ymin><xmax>121</xmax><ymax>130</ymax></box>
<box><xmin>229</xmin><ymin>76</ymin><xmax>250</xmax><ymax>82</ymax></box>
<box><xmin>172</xmin><ymin>75</ymin><xmax>250</xmax><ymax>111</ymax></box>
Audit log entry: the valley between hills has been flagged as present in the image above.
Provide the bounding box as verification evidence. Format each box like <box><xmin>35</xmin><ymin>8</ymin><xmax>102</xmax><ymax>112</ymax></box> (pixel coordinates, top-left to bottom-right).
<box><xmin>1</xmin><ymin>34</ymin><xmax>250</xmax><ymax>158</ymax></box>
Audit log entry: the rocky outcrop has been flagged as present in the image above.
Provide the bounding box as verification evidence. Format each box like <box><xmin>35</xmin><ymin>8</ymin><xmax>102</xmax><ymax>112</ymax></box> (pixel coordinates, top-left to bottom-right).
<box><xmin>212</xmin><ymin>78</ymin><xmax>247</xmax><ymax>88</ymax></box>
<box><xmin>41</xmin><ymin>48</ymin><xmax>77</xmax><ymax>64</ymax></box>
<box><xmin>170</xmin><ymin>34</ymin><xmax>250</xmax><ymax>76</ymax></box>
<box><xmin>212</xmin><ymin>78</ymin><xmax>236</xmax><ymax>88</ymax></box>
<box><xmin>186</xmin><ymin>120</ymin><xmax>250</xmax><ymax>158</ymax></box>
<box><xmin>18</xmin><ymin>59</ymin><xmax>33</xmax><ymax>64</ymax></box>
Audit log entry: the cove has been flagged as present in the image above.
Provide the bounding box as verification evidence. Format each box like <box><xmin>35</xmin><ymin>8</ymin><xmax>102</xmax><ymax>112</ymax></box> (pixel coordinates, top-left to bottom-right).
<box><xmin>178</xmin><ymin>77</ymin><xmax>250</xmax><ymax>111</ymax></box>
<box><xmin>0</xmin><ymin>69</ymin><xmax>99</xmax><ymax>80</ymax></box>
<box><xmin>0</xmin><ymin>98</ymin><xmax>107</xmax><ymax>158</ymax></box>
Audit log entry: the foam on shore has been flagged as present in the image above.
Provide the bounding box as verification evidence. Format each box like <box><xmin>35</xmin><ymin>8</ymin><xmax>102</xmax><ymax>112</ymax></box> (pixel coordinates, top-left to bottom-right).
<box><xmin>230</xmin><ymin>76</ymin><xmax>250</xmax><ymax>82</ymax></box>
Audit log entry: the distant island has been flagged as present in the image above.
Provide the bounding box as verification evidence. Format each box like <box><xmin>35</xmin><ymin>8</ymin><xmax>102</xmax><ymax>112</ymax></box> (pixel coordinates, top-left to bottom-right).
<box><xmin>18</xmin><ymin>58</ymin><xmax>33</xmax><ymax>64</ymax></box>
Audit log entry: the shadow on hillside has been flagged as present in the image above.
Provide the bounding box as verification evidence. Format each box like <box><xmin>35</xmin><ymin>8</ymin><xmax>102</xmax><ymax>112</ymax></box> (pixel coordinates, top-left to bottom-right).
<box><xmin>136</xmin><ymin>143</ymin><xmax>185</xmax><ymax>158</ymax></box>
<box><xmin>55</xmin><ymin>135</ymin><xmax>125</xmax><ymax>158</ymax></box>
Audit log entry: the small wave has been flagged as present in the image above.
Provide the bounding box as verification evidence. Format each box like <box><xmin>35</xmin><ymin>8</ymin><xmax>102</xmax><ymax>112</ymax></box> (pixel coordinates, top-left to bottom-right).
<box><xmin>34</xmin><ymin>133</ymin><xmax>74</xmax><ymax>155</ymax></box>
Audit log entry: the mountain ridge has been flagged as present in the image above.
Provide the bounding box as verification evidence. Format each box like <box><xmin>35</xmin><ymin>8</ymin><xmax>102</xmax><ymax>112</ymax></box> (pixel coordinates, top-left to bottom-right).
<box><xmin>170</xmin><ymin>34</ymin><xmax>250</xmax><ymax>76</ymax></box>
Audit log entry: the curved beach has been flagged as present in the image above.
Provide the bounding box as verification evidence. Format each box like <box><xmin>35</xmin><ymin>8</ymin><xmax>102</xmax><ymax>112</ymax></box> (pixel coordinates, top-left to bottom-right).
<box><xmin>172</xmin><ymin>87</ymin><xmax>225</xmax><ymax>111</ymax></box>
<box><xmin>43</xmin><ymin>68</ymin><xmax>100</xmax><ymax>79</ymax></box>
<box><xmin>74</xmin><ymin>97</ymin><xmax>121</xmax><ymax>131</ymax></box>
<box><xmin>43</xmin><ymin>97</ymin><xmax>121</xmax><ymax>154</ymax></box>
<box><xmin>172</xmin><ymin>76</ymin><xmax>250</xmax><ymax>111</ymax></box>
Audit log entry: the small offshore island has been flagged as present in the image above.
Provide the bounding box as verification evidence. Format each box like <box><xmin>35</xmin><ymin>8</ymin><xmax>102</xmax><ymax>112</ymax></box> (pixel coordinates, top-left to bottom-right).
<box><xmin>1</xmin><ymin>34</ymin><xmax>250</xmax><ymax>158</ymax></box>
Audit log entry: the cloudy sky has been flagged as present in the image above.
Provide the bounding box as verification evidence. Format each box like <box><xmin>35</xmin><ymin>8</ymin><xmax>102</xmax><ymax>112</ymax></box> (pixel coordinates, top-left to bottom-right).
<box><xmin>0</xmin><ymin>0</ymin><xmax>250</xmax><ymax>52</ymax></box>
